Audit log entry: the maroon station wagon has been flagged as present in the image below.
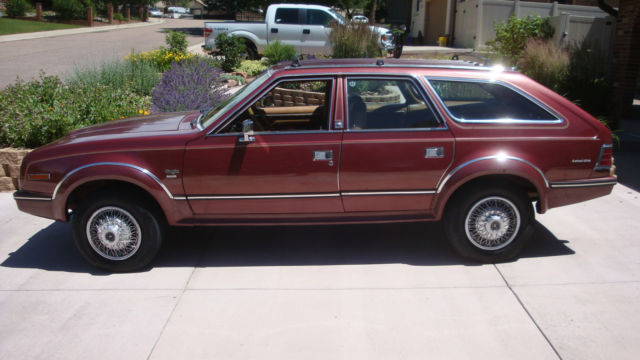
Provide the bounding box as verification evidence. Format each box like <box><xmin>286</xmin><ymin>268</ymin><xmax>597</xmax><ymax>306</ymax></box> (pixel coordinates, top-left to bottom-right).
<box><xmin>14</xmin><ymin>59</ymin><xmax>617</xmax><ymax>271</ymax></box>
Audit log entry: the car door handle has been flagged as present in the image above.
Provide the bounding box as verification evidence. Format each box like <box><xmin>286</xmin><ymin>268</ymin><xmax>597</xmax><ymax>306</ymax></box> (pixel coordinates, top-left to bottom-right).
<box><xmin>425</xmin><ymin>147</ymin><xmax>444</xmax><ymax>158</ymax></box>
<box><xmin>271</xmin><ymin>28</ymin><xmax>278</xmax><ymax>33</ymax></box>
<box><xmin>303</xmin><ymin>29</ymin><xmax>310</xmax><ymax>34</ymax></box>
<box><xmin>313</xmin><ymin>150</ymin><xmax>333</xmax><ymax>166</ymax></box>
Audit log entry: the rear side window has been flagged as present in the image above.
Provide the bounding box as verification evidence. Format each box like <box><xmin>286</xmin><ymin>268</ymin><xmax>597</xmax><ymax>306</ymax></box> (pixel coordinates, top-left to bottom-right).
<box><xmin>428</xmin><ymin>79</ymin><xmax>559</xmax><ymax>122</ymax></box>
<box><xmin>346</xmin><ymin>78</ymin><xmax>440</xmax><ymax>130</ymax></box>
<box><xmin>275</xmin><ymin>8</ymin><xmax>299</xmax><ymax>24</ymax></box>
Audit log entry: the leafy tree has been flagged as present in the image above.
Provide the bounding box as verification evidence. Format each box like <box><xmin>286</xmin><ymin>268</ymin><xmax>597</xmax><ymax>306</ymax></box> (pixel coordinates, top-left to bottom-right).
<box><xmin>203</xmin><ymin>0</ymin><xmax>265</xmax><ymax>14</ymax></box>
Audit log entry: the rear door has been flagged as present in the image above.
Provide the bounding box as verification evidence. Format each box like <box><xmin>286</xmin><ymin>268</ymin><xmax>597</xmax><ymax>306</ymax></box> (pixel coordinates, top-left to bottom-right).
<box><xmin>339</xmin><ymin>76</ymin><xmax>455</xmax><ymax>212</ymax></box>
<box><xmin>268</xmin><ymin>7</ymin><xmax>304</xmax><ymax>48</ymax></box>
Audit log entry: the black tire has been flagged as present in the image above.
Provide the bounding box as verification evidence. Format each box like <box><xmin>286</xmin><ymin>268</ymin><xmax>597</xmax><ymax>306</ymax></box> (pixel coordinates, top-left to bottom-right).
<box><xmin>72</xmin><ymin>193</ymin><xmax>165</xmax><ymax>272</ymax></box>
<box><xmin>443</xmin><ymin>184</ymin><xmax>534</xmax><ymax>263</ymax></box>
<box><xmin>243</xmin><ymin>42</ymin><xmax>259</xmax><ymax>60</ymax></box>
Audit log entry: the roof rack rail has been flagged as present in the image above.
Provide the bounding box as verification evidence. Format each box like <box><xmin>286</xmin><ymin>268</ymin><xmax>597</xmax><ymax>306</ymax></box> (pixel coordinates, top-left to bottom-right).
<box><xmin>291</xmin><ymin>55</ymin><xmax>302</xmax><ymax>68</ymax></box>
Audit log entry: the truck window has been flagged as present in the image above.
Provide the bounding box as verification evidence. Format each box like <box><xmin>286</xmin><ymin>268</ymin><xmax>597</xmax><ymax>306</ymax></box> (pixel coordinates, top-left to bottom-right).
<box><xmin>275</xmin><ymin>8</ymin><xmax>299</xmax><ymax>24</ymax></box>
<box><xmin>307</xmin><ymin>9</ymin><xmax>332</xmax><ymax>26</ymax></box>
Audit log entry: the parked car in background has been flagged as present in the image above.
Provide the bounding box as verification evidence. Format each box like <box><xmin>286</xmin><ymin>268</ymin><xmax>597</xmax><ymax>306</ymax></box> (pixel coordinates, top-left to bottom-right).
<box><xmin>351</xmin><ymin>15</ymin><xmax>369</xmax><ymax>23</ymax></box>
<box><xmin>149</xmin><ymin>7</ymin><xmax>163</xmax><ymax>17</ymax></box>
<box><xmin>167</xmin><ymin>6</ymin><xmax>189</xmax><ymax>14</ymax></box>
<box><xmin>204</xmin><ymin>3</ymin><xmax>396</xmax><ymax>59</ymax></box>
<box><xmin>14</xmin><ymin>59</ymin><xmax>616</xmax><ymax>272</ymax></box>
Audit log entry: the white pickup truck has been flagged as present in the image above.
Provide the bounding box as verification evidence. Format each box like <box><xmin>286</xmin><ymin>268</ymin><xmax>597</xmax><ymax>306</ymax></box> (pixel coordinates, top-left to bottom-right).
<box><xmin>204</xmin><ymin>4</ymin><xmax>397</xmax><ymax>59</ymax></box>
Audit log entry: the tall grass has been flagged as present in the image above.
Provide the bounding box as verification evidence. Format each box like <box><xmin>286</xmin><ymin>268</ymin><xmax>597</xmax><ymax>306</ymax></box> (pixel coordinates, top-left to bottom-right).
<box><xmin>329</xmin><ymin>22</ymin><xmax>381</xmax><ymax>58</ymax></box>
<box><xmin>517</xmin><ymin>39</ymin><xmax>569</xmax><ymax>92</ymax></box>
<box><xmin>67</xmin><ymin>59</ymin><xmax>161</xmax><ymax>97</ymax></box>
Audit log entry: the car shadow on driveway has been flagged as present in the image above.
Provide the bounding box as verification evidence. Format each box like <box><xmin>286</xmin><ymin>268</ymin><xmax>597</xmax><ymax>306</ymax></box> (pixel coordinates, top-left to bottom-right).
<box><xmin>1</xmin><ymin>221</ymin><xmax>574</xmax><ymax>273</ymax></box>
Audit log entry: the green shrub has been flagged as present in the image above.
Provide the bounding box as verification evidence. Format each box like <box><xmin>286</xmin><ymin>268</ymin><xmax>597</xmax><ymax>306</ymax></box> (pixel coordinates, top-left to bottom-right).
<box><xmin>0</xmin><ymin>73</ymin><xmax>150</xmax><ymax>148</ymax></box>
<box><xmin>234</xmin><ymin>60</ymin><xmax>268</xmax><ymax>76</ymax></box>
<box><xmin>222</xmin><ymin>74</ymin><xmax>246</xmax><ymax>85</ymax></box>
<box><xmin>53</xmin><ymin>0</ymin><xmax>84</xmax><ymax>20</ymax></box>
<box><xmin>113</xmin><ymin>12</ymin><xmax>125</xmax><ymax>21</ymax></box>
<box><xmin>329</xmin><ymin>22</ymin><xmax>381</xmax><ymax>58</ymax></box>
<box><xmin>5</xmin><ymin>0</ymin><xmax>33</xmax><ymax>17</ymax></box>
<box><xmin>262</xmin><ymin>40</ymin><xmax>297</xmax><ymax>65</ymax></box>
<box><xmin>67</xmin><ymin>58</ymin><xmax>161</xmax><ymax>97</ymax></box>
<box><xmin>214</xmin><ymin>33</ymin><xmax>245</xmax><ymax>72</ymax></box>
<box><xmin>165</xmin><ymin>30</ymin><xmax>188</xmax><ymax>54</ymax></box>
<box><xmin>559</xmin><ymin>42</ymin><xmax>611</xmax><ymax>117</ymax></box>
<box><xmin>517</xmin><ymin>39</ymin><xmax>569</xmax><ymax>92</ymax></box>
<box><xmin>486</xmin><ymin>15</ymin><xmax>554</xmax><ymax>66</ymax></box>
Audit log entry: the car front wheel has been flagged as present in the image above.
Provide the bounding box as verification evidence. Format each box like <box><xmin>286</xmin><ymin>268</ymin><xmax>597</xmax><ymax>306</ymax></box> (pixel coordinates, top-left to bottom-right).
<box><xmin>444</xmin><ymin>185</ymin><xmax>534</xmax><ymax>262</ymax></box>
<box><xmin>72</xmin><ymin>194</ymin><xmax>164</xmax><ymax>272</ymax></box>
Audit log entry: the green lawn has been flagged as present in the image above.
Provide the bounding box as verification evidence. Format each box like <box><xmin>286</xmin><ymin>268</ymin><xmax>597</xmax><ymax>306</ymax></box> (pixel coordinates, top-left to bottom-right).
<box><xmin>0</xmin><ymin>18</ymin><xmax>83</xmax><ymax>35</ymax></box>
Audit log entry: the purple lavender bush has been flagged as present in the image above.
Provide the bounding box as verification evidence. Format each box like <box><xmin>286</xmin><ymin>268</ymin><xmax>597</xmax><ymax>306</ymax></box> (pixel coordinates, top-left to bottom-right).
<box><xmin>151</xmin><ymin>58</ymin><xmax>229</xmax><ymax>112</ymax></box>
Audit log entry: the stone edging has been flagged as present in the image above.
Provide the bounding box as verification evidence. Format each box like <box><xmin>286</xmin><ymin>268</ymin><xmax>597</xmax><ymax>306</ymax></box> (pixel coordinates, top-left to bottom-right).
<box><xmin>0</xmin><ymin>148</ymin><xmax>30</xmax><ymax>192</ymax></box>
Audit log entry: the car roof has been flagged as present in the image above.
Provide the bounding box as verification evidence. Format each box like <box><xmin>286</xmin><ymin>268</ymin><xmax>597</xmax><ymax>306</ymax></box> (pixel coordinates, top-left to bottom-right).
<box><xmin>269</xmin><ymin>58</ymin><xmax>505</xmax><ymax>72</ymax></box>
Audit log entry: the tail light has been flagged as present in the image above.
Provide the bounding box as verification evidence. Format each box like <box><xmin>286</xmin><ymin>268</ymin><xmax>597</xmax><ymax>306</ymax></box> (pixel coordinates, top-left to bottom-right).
<box><xmin>204</xmin><ymin>27</ymin><xmax>212</xmax><ymax>39</ymax></box>
<box><xmin>594</xmin><ymin>144</ymin><xmax>613</xmax><ymax>172</ymax></box>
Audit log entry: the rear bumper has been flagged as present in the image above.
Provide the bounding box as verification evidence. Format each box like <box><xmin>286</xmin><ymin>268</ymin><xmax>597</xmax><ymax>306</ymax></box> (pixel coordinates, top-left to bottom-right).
<box><xmin>13</xmin><ymin>190</ymin><xmax>56</xmax><ymax>220</ymax></box>
<box><xmin>547</xmin><ymin>177</ymin><xmax>617</xmax><ymax>209</ymax></box>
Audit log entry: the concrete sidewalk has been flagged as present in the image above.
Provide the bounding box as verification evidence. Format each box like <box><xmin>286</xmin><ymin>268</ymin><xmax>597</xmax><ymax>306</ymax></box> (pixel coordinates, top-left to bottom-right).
<box><xmin>1</xmin><ymin>177</ymin><xmax>639</xmax><ymax>358</ymax></box>
<box><xmin>0</xmin><ymin>18</ymin><xmax>165</xmax><ymax>43</ymax></box>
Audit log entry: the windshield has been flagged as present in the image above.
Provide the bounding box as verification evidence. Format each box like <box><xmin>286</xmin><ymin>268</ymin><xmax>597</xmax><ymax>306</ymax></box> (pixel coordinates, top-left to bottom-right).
<box><xmin>327</xmin><ymin>8</ymin><xmax>347</xmax><ymax>25</ymax></box>
<box><xmin>201</xmin><ymin>70</ymin><xmax>272</xmax><ymax>128</ymax></box>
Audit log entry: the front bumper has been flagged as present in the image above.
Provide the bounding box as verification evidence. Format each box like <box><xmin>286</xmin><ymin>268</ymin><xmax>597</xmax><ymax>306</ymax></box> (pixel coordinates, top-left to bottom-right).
<box><xmin>13</xmin><ymin>190</ymin><xmax>56</xmax><ymax>220</ymax></box>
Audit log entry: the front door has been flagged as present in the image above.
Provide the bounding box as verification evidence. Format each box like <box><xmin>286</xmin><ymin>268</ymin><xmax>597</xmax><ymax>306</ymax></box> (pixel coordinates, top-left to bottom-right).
<box><xmin>183</xmin><ymin>77</ymin><xmax>342</xmax><ymax>215</ymax></box>
<box><xmin>339</xmin><ymin>76</ymin><xmax>455</xmax><ymax>212</ymax></box>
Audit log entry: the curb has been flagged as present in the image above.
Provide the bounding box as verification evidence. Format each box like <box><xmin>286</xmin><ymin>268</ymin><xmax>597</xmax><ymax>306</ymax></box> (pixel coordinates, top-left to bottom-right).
<box><xmin>0</xmin><ymin>18</ymin><xmax>165</xmax><ymax>43</ymax></box>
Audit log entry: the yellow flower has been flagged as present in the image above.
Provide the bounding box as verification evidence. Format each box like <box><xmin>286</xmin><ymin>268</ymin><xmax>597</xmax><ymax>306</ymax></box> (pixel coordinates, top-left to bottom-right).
<box><xmin>138</xmin><ymin>109</ymin><xmax>143</xmax><ymax>114</ymax></box>
<box><xmin>144</xmin><ymin>110</ymin><xmax>149</xmax><ymax>115</ymax></box>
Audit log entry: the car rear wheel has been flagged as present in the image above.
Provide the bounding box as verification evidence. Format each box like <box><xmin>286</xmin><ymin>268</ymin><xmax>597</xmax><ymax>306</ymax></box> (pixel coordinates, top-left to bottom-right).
<box><xmin>72</xmin><ymin>193</ymin><xmax>164</xmax><ymax>272</ymax></box>
<box><xmin>443</xmin><ymin>185</ymin><xmax>534</xmax><ymax>262</ymax></box>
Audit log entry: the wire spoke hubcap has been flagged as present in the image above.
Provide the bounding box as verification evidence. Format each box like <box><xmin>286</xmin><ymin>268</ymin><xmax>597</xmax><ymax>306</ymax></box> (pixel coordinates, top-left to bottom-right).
<box><xmin>87</xmin><ymin>206</ymin><xmax>141</xmax><ymax>261</ymax></box>
<box><xmin>465</xmin><ymin>196</ymin><xmax>520</xmax><ymax>251</ymax></box>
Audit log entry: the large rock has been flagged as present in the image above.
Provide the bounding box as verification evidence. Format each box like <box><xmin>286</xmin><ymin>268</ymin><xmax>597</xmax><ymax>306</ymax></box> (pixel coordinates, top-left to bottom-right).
<box><xmin>0</xmin><ymin>148</ymin><xmax>31</xmax><ymax>192</ymax></box>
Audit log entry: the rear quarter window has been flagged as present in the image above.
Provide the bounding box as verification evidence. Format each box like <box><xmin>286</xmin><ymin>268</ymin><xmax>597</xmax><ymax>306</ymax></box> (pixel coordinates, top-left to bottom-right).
<box><xmin>427</xmin><ymin>79</ymin><xmax>560</xmax><ymax>123</ymax></box>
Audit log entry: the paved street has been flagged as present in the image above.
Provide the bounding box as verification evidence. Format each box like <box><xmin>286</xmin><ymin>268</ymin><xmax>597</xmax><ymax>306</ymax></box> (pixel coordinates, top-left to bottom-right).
<box><xmin>0</xmin><ymin>18</ymin><xmax>206</xmax><ymax>88</ymax></box>
<box><xmin>1</xmin><ymin>173</ymin><xmax>639</xmax><ymax>359</ymax></box>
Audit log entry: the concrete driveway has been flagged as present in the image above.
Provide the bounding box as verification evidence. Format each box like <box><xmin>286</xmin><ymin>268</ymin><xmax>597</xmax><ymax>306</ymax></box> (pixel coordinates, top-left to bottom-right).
<box><xmin>0</xmin><ymin>180</ymin><xmax>639</xmax><ymax>359</ymax></box>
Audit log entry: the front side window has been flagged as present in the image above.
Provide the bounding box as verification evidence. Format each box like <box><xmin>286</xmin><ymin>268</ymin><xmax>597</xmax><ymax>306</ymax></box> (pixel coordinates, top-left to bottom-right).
<box><xmin>275</xmin><ymin>8</ymin><xmax>299</xmax><ymax>24</ymax></box>
<box><xmin>428</xmin><ymin>79</ymin><xmax>559</xmax><ymax>122</ymax></box>
<box><xmin>346</xmin><ymin>78</ymin><xmax>440</xmax><ymax>130</ymax></box>
<box><xmin>219</xmin><ymin>79</ymin><xmax>332</xmax><ymax>134</ymax></box>
<box><xmin>307</xmin><ymin>9</ymin><xmax>332</xmax><ymax>26</ymax></box>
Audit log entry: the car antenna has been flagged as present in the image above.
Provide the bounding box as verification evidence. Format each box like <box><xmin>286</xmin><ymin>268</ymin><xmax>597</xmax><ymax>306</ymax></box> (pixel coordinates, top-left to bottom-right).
<box><xmin>376</xmin><ymin>59</ymin><xmax>384</xmax><ymax>66</ymax></box>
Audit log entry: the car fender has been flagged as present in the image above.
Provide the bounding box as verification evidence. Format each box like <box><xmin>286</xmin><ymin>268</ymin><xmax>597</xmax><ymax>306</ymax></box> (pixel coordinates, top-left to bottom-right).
<box><xmin>51</xmin><ymin>163</ymin><xmax>186</xmax><ymax>223</ymax></box>
<box><xmin>227</xmin><ymin>31</ymin><xmax>264</xmax><ymax>50</ymax></box>
<box><xmin>433</xmin><ymin>156</ymin><xmax>550</xmax><ymax>219</ymax></box>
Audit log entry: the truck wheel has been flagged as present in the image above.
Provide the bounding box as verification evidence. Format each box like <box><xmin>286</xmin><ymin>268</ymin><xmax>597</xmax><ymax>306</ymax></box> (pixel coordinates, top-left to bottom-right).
<box><xmin>72</xmin><ymin>193</ymin><xmax>165</xmax><ymax>272</ymax></box>
<box><xmin>243</xmin><ymin>42</ymin><xmax>259</xmax><ymax>60</ymax></box>
<box><xmin>443</xmin><ymin>185</ymin><xmax>534</xmax><ymax>263</ymax></box>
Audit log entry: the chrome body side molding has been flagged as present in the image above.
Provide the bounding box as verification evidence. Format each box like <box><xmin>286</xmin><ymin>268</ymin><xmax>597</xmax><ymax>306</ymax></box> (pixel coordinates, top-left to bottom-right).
<box><xmin>549</xmin><ymin>179</ymin><xmax>617</xmax><ymax>188</ymax></box>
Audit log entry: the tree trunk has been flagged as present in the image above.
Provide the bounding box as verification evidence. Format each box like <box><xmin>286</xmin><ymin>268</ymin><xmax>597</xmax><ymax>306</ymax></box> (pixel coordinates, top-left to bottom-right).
<box><xmin>370</xmin><ymin>0</ymin><xmax>376</xmax><ymax>23</ymax></box>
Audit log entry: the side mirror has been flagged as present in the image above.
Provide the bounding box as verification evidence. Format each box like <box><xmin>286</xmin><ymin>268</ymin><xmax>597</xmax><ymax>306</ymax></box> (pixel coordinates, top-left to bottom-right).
<box><xmin>238</xmin><ymin>119</ymin><xmax>255</xmax><ymax>143</ymax></box>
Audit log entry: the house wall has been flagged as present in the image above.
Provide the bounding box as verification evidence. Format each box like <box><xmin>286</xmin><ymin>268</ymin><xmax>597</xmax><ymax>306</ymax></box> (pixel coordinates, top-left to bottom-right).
<box><xmin>453</xmin><ymin>0</ymin><xmax>612</xmax><ymax>49</ymax></box>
